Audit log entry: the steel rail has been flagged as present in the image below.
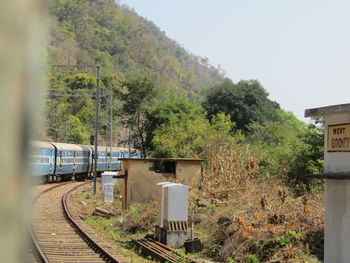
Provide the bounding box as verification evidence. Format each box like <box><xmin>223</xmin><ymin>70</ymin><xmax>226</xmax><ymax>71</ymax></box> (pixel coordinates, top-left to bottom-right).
<box><xmin>133</xmin><ymin>238</ymin><xmax>200</xmax><ymax>263</ymax></box>
<box><xmin>62</xmin><ymin>182</ymin><xmax>122</xmax><ymax>263</ymax></box>
<box><xmin>139</xmin><ymin>239</ymin><xmax>179</xmax><ymax>262</ymax></box>
<box><xmin>29</xmin><ymin>182</ymin><xmax>74</xmax><ymax>263</ymax></box>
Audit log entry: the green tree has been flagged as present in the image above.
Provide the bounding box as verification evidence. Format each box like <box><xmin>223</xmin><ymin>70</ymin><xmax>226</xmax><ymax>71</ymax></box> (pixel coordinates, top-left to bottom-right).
<box><xmin>65</xmin><ymin>73</ymin><xmax>97</xmax><ymax>90</ymax></box>
<box><xmin>116</xmin><ymin>77</ymin><xmax>156</xmax><ymax>156</ymax></box>
<box><xmin>246</xmin><ymin>110</ymin><xmax>324</xmax><ymax>193</ymax></box>
<box><xmin>203</xmin><ymin>79</ymin><xmax>280</xmax><ymax>132</ymax></box>
<box><xmin>246</xmin><ymin>114</ymin><xmax>306</xmax><ymax>177</ymax></box>
<box><xmin>45</xmin><ymin>73</ymin><xmax>99</xmax><ymax>144</ymax></box>
<box><xmin>288</xmin><ymin>121</ymin><xmax>324</xmax><ymax>194</ymax></box>
<box><xmin>146</xmin><ymin>92</ymin><xmax>238</xmax><ymax>158</ymax></box>
<box><xmin>65</xmin><ymin>115</ymin><xmax>89</xmax><ymax>144</ymax></box>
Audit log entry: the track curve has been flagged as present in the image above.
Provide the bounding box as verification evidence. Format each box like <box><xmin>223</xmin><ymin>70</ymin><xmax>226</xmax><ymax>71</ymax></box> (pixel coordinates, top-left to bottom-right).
<box><xmin>31</xmin><ymin>182</ymin><xmax>128</xmax><ymax>263</ymax></box>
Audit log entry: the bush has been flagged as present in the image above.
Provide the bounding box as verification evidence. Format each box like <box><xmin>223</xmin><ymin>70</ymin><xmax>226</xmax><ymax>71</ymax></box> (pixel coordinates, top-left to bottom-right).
<box><xmin>275</xmin><ymin>230</ymin><xmax>302</xmax><ymax>247</ymax></box>
<box><xmin>246</xmin><ymin>111</ymin><xmax>324</xmax><ymax>194</ymax></box>
<box><xmin>246</xmin><ymin>254</ymin><xmax>260</xmax><ymax>263</ymax></box>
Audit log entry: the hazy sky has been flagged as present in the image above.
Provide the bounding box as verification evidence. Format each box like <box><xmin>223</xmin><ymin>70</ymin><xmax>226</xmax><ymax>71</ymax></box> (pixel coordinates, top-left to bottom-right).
<box><xmin>120</xmin><ymin>0</ymin><xmax>350</xmax><ymax>120</ymax></box>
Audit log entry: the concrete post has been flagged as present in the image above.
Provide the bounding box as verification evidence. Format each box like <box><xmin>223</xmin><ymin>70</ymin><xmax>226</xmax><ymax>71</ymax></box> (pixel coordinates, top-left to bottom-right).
<box><xmin>103</xmin><ymin>183</ymin><xmax>114</xmax><ymax>203</ymax></box>
<box><xmin>305</xmin><ymin>103</ymin><xmax>350</xmax><ymax>263</ymax></box>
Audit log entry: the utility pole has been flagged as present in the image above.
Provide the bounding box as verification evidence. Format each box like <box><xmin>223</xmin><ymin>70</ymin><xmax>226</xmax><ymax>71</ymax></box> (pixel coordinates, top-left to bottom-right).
<box><xmin>93</xmin><ymin>65</ymin><xmax>100</xmax><ymax>195</ymax></box>
<box><xmin>64</xmin><ymin>123</ymin><xmax>67</xmax><ymax>143</ymax></box>
<box><xmin>128</xmin><ymin>125</ymin><xmax>131</xmax><ymax>155</ymax></box>
<box><xmin>110</xmin><ymin>90</ymin><xmax>113</xmax><ymax>154</ymax></box>
<box><xmin>47</xmin><ymin>64</ymin><xmax>101</xmax><ymax>195</ymax></box>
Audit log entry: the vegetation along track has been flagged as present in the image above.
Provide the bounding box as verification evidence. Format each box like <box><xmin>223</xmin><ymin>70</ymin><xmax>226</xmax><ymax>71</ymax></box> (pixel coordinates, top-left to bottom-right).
<box><xmin>30</xmin><ymin>181</ymin><xmax>128</xmax><ymax>263</ymax></box>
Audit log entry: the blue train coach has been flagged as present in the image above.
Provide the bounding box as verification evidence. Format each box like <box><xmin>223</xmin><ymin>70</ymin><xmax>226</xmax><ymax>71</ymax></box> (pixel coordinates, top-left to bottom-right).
<box><xmin>30</xmin><ymin>141</ymin><xmax>56</xmax><ymax>180</ymax></box>
<box><xmin>30</xmin><ymin>140</ymin><xmax>140</xmax><ymax>182</ymax></box>
<box><xmin>51</xmin><ymin>143</ymin><xmax>90</xmax><ymax>181</ymax></box>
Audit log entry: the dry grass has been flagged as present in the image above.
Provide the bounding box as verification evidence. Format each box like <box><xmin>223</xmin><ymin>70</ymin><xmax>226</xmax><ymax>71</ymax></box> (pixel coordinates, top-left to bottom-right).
<box><xmin>70</xmin><ymin>144</ymin><xmax>324</xmax><ymax>263</ymax></box>
<box><xmin>71</xmin><ymin>183</ymin><xmax>157</xmax><ymax>263</ymax></box>
<box><xmin>188</xmin><ymin>145</ymin><xmax>324</xmax><ymax>262</ymax></box>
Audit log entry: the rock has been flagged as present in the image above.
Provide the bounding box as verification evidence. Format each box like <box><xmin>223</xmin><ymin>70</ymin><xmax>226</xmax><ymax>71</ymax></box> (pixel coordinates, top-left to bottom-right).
<box><xmin>81</xmin><ymin>201</ymin><xmax>87</xmax><ymax>206</ymax></box>
<box><xmin>251</xmin><ymin>222</ymin><xmax>262</xmax><ymax>228</ymax></box>
<box><xmin>125</xmin><ymin>224</ymin><xmax>140</xmax><ymax>233</ymax></box>
<box><xmin>226</xmin><ymin>229</ymin><xmax>236</xmax><ymax>237</ymax></box>
<box><xmin>184</xmin><ymin>238</ymin><xmax>203</xmax><ymax>253</ymax></box>
<box><xmin>268</xmin><ymin>214</ymin><xmax>286</xmax><ymax>225</ymax></box>
<box><xmin>217</xmin><ymin>216</ymin><xmax>232</xmax><ymax>227</ymax></box>
<box><xmin>197</xmin><ymin>198</ymin><xmax>211</xmax><ymax>208</ymax></box>
<box><xmin>193</xmin><ymin>214</ymin><xmax>206</xmax><ymax>224</ymax></box>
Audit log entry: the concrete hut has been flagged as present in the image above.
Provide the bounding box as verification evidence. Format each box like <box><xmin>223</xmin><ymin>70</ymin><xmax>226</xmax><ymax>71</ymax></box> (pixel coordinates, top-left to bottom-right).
<box><xmin>118</xmin><ymin>158</ymin><xmax>203</xmax><ymax>209</ymax></box>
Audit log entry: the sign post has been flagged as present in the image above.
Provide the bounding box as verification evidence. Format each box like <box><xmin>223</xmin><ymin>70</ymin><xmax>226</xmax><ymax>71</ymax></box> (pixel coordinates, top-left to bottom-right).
<box><xmin>305</xmin><ymin>103</ymin><xmax>350</xmax><ymax>263</ymax></box>
<box><xmin>327</xmin><ymin>123</ymin><xmax>350</xmax><ymax>152</ymax></box>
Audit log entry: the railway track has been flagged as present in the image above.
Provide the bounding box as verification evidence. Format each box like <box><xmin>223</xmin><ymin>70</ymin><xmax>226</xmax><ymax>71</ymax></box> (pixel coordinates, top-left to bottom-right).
<box><xmin>133</xmin><ymin>238</ymin><xmax>200</xmax><ymax>263</ymax></box>
<box><xmin>30</xmin><ymin>182</ymin><xmax>129</xmax><ymax>263</ymax></box>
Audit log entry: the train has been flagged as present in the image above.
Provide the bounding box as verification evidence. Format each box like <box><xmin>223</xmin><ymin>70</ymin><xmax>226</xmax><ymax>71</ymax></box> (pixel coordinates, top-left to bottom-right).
<box><xmin>30</xmin><ymin>141</ymin><xmax>139</xmax><ymax>182</ymax></box>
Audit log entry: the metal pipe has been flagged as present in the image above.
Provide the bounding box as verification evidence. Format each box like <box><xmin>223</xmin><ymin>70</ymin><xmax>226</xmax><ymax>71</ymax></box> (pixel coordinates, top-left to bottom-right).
<box><xmin>49</xmin><ymin>64</ymin><xmax>99</xmax><ymax>68</ymax></box>
<box><xmin>48</xmin><ymin>94</ymin><xmax>96</xmax><ymax>97</ymax></box>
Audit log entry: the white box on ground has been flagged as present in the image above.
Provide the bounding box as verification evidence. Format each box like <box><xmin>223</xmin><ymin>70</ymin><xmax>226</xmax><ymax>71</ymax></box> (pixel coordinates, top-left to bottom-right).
<box><xmin>101</xmin><ymin>171</ymin><xmax>117</xmax><ymax>193</ymax></box>
<box><xmin>103</xmin><ymin>183</ymin><xmax>114</xmax><ymax>203</ymax></box>
<box><xmin>163</xmin><ymin>184</ymin><xmax>189</xmax><ymax>222</ymax></box>
<box><xmin>157</xmin><ymin>182</ymin><xmax>174</xmax><ymax>227</ymax></box>
<box><xmin>156</xmin><ymin>182</ymin><xmax>189</xmax><ymax>248</ymax></box>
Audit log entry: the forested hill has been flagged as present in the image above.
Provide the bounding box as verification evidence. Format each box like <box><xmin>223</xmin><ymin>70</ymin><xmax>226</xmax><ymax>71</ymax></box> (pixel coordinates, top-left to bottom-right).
<box><xmin>46</xmin><ymin>0</ymin><xmax>224</xmax><ymax>92</ymax></box>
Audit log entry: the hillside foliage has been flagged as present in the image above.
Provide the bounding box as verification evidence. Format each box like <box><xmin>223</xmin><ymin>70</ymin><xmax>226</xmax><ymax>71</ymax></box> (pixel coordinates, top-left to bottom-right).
<box><xmin>44</xmin><ymin>1</ymin><xmax>325</xmax><ymax>261</ymax></box>
<box><xmin>47</xmin><ymin>0</ymin><xmax>224</xmax><ymax>92</ymax></box>
<box><xmin>44</xmin><ymin>0</ymin><xmax>324</xmax><ymax>191</ymax></box>
<box><xmin>44</xmin><ymin>0</ymin><xmax>226</xmax><ymax>145</ymax></box>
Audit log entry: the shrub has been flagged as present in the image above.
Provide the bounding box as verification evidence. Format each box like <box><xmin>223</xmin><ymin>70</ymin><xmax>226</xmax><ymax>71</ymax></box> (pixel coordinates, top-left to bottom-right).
<box><xmin>246</xmin><ymin>254</ymin><xmax>260</xmax><ymax>263</ymax></box>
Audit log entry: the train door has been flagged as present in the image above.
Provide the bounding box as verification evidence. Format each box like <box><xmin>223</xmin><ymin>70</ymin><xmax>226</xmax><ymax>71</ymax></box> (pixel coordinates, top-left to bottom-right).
<box><xmin>107</xmin><ymin>151</ymin><xmax>111</xmax><ymax>170</ymax></box>
<box><xmin>73</xmin><ymin>151</ymin><xmax>76</xmax><ymax>175</ymax></box>
<box><xmin>49</xmin><ymin>149</ymin><xmax>53</xmax><ymax>175</ymax></box>
<box><xmin>58</xmin><ymin>151</ymin><xmax>62</xmax><ymax>175</ymax></box>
